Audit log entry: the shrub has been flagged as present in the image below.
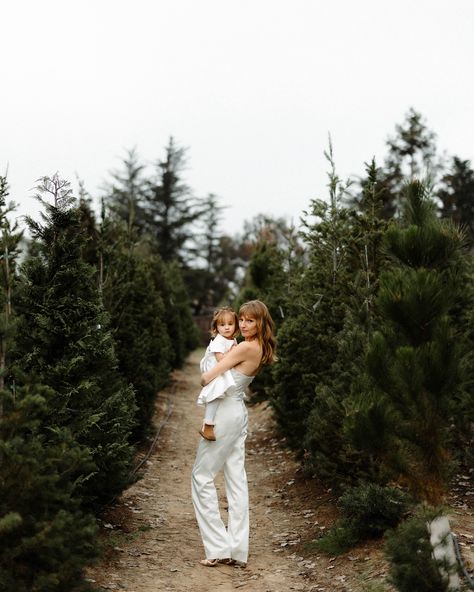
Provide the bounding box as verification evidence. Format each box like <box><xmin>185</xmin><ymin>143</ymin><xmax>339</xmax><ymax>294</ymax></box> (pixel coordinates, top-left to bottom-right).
<box><xmin>0</xmin><ymin>387</ymin><xmax>97</xmax><ymax>592</ymax></box>
<box><xmin>339</xmin><ymin>483</ymin><xmax>411</xmax><ymax>538</ymax></box>
<box><xmin>313</xmin><ymin>484</ymin><xmax>411</xmax><ymax>555</ymax></box>
<box><xmin>385</xmin><ymin>509</ymin><xmax>454</xmax><ymax>592</ymax></box>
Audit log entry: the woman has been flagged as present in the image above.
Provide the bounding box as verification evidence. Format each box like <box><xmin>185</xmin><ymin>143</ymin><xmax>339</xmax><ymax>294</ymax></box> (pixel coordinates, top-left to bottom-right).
<box><xmin>191</xmin><ymin>300</ymin><xmax>276</xmax><ymax>567</ymax></box>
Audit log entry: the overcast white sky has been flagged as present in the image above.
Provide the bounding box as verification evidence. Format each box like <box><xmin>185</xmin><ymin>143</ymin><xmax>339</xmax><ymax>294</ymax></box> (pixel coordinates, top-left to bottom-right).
<box><xmin>2</xmin><ymin>0</ymin><xmax>473</xmax><ymax>235</ymax></box>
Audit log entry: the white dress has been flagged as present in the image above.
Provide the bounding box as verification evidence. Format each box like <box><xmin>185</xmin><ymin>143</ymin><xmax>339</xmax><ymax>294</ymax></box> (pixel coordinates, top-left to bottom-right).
<box><xmin>192</xmin><ymin>368</ymin><xmax>254</xmax><ymax>563</ymax></box>
<box><xmin>197</xmin><ymin>334</ymin><xmax>236</xmax><ymax>406</ymax></box>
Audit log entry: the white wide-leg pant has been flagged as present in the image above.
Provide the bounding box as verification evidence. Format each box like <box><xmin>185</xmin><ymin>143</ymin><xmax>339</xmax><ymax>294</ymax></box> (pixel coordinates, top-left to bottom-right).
<box><xmin>191</xmin><ymin>394</ymin><xmax>249</xmax><ymax>562</ymax></box>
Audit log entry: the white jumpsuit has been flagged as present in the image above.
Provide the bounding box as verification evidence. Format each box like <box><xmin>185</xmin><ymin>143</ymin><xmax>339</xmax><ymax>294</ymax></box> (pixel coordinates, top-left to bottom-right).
<box><xmin>191</xmin><ymin>369</ymin><xmax>254</xmax><ymax>563</ymax></box>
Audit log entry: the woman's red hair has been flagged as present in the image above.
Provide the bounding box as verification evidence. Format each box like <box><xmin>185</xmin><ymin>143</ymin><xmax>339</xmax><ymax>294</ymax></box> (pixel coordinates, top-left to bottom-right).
<box><xmin>239</xmin><ymin>300</ymin><xmax>277</xmax><ymax>366</ymax></box>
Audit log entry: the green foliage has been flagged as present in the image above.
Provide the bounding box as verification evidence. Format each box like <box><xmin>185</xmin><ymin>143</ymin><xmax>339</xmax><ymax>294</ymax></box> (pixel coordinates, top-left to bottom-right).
<box><xmin>358</xmin><ymin>582</ymin><xmax>390</xmax><ymax>592</ymax></box>
<box><xmin>0</xmin><ymin>175</ymin><xmax>100</xmax><ymax>590</ymax></box>
<box><xmin>272</xmin><ymin>153</ymin><xmax>388</xmax><ymax>490</ymax></box>
<box><xmin>161</xmin><ymin>259</ymin><xmax>200</xmax><ymax>366</ymax></box>
<box><xmin>311</xmin><ymin>522</ymin><xmax>360</xmax><ymax>555</ymax></box>
<box><xmin>338</xmin><ymin>483</ymin><xmax>411</xmax><ymax>538</ymax></box>
<box><xmin>142</xmin><ymin>137</ymin><xmax>206</xmax><ymax>263</ymax></box>
<box><xmin>103</xmin><ymin>147</ymin><xmax>147</xmax><ymax>236</ymax></box>
<box><xmin>449</xmin><ymin>257</ymin><xmax>474</xmax><ymax>466</ymax></box>
<box><xmin>0</xmin><ymin>386</ymin><xmax>97</xmax><ymax>592</ymax></box>
<box><xmin>385</xmin><ymin>509</ymin><xmax>453</xmax><ymax>592</ymax></box>
<box><xmin>271</xmin><ymin>311</ymin><xmax>320</xmax><ymax>448</ymax></box>
<box><xmin>13</xmin><ymin>176</ymin><xmax>136</xmax><ymax>506</ymax></box>
<box><xmin>102</xmin><ymin>245</ymin><xmax>172</xmax><ymax>437</ymax></box>
<box><xmin>239</xmin><ymin>240</ymin><xmax>286</xmax><ymax>318</ymax></box>
<box><xmin>237</xmin><ymin>223</ymin><xmax>301</xmax><ymax>401</ymax></box>
<box><xmin>439</xmin><ymin>156</ymin><xmax>474</xmax><ymax>243</ymax></box>
<box><xmin>103</xmin><ymin>142</ymin><xmax>235</xmax><ymax>313</ymax></box>
<box><xmin>271</xmin><ymin>143</ymin><xmax>354</xmax><ymax>452</ymax></box>
<box><xmin>349</xmin><ymin>181</ymin><xmax>466</xmax><ymax>504</ymax></box>
<box><xmin>377</xmin><ymin>108</ymin><xmax>441</xmax><ymax>218</ymax></box>
<box><xmin>313</xmin><ymin>484</ymin><xmax>411</xmax><ymax>555</ymax></box>
<box><xmin>183</xmin><ymin>193</ymin><xmax>240</xmax><ymax>313</ymax></box>
<box><xmin>0</xmin><ymin>174</ymin><xmax>23</xmax><ymax>392</ymax></box>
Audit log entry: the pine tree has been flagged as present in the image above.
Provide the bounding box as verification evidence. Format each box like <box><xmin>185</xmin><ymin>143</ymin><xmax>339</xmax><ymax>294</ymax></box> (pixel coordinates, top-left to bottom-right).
<box><xmin>302</xmin><ymin>160</ymin><xmax>388</xmax><ymax>486</ymax></box>
<box><xmin>143</xmin><ymin>137</ymin><xmax>205</xmax><ymax>263</ymax></box>
<box><xmin>347</xmin><ymin>181</ymin><xmax>465</xmax><ymax>504</ymax></box>
<box><xmin>386</xmin><ymin>108</ymin><xmax>438</xmax><ymax>181</ymax></box>
<box><xmin>238</xmin><ymin>239</ymin><xmax>286</xmax><ymax>322</ymax></box>
<box><xmin>271</xmin><ymin>141</ymin><xmax>355</xmax><ymax>453</ymax></box>
<box><xmin>12</xmin><ymin>174</ymin><xmax>136</xmax><ymax>506</ymax></box>
<box><xmin>0</xmin><ymin>385</ymin><xmax>97</xmax><ymax>592</ymax></box>
<box><xmin>103</xmin><ymin>148</ymin><xmax>147</xmax><ymax>236</ymax></box>
<box><xmin>0</xmin><ymin>174</ymin><xmax>23</xmax><ymax>395</ymax></box>
<box><xmin>372</xmin><ymin>109</ymin><xmax>441</xmax><ymax>219</ymax></box>
<box><xmin>182</xmin><ymin>193</ymin><xmax>230</xmax><ymax>314</ymax></box>
<box><xmin>161</xmin><ymin>259</ymin><xmax>200</xmax><ymax>366</ymax></box>
<box><xmin>101</xmin><ymin>239</ymin><xmax>173</xmax><ymax>436</ymax></box>
<box><xmin>438</xmin><ymin>156</ymin><xmax>474</xmax><ymax>243</ymax></box>
<box><xmin>0</xmin><ymin>177</ymin><xmax>97</xmax><ymax>592</ymax></box>
<box><xmin>93</xmin><ymin>193</ymin><xmax>174</xmax><ymax>425</ymax></box>
<box><xmin>271</xmin><ymin>152</ymin><xmax>389</xmax><ymax>488</ymax></box>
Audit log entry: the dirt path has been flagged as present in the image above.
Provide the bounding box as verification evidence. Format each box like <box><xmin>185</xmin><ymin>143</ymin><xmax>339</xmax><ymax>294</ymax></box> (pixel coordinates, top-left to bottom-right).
<box><xmin>87</xmin><ymin>352</ymin><xmax>394</xmax><ymax>592</ymax></box>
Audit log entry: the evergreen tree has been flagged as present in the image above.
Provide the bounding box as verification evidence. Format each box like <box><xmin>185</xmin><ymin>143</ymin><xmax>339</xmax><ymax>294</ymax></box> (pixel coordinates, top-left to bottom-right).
<box><xmin>238</xmin><ymin>239</ymin><xmax>286</xmax><ymax>323</ymax></box>
<box><xmin>272</xmin><ymin>153</ymin><xmax>388</xmax><ymax>489</ymax></box>
<box><xmin>0</xmin><ymin>177</ymin><xmax>97</xmax><ymax>591</ymax></box>
<box><xmin>0</xmin><ymin>174</ymin><xmax>22</xmax><ymax>394</ymax></box>
<box><xmin>271</xmin><ymin>141</ymin><xmax>355</xmax><ymax>453</ymax></box>
<box><xmin>0</xmin><ymin>385</ymin><xmax>97</xmax><ymax>592</ymax></box>
<box><xmin>103</xmin><ymin>148</ymin><xmax>147</xmax><ymax>236</ymax></box>
<box><xmin>236</xmin><ymin>218</ymin><xmax>303</xmax><ymax>401</ymax></box>
<box><xmin>302</xmin><ymin>160</ymin><xmax>388</xmax><ymax>486</ymax></box>
<box><xmin>347</xmin><ymin>181</ymin><xmax>465</xmax><ymax>504</ymax></box>
<box><xmin>78</xmin><ymin>191</ymin><xmax>195</xmax><ymax>431</ymax></box>
<box><xmin>386</xmin><ymin>108</ymin><xmax>438</xmax><ymax>181</ymax></box>
<box><xmin>365</xmin><ymin>109</ymin><xmax>441</xmax><ymax>219</ymax></box>
<box><xmin>438</xmin><ymin>156</ymin><xmax>474</xmax><ymax>243</ymax></box>
<box><xmin>101</xmin><ymin>237</ymin><xmax>173</xmax><ymax>436</ymax></box>
<box><xmin>143</xmin><ymin>137</ymin><xmax>205</xmax><ymax>263</ymax></box>
<box><xmin>76</xmin><ymin>180</ymin><xmax>101</xmax><ymax>269</ymax></box>
<box><xmin>385</xmin><ymin>508</ymin><xmax>457</xmax><ymax>592</ymax></box>
<box><xmin>12</xmin><ymin>175</ymin><xmax>136</xmax><ymax>506</ymax></box>
<box><xmin>160</xmin><ymin>259</ymin><xmax>200</xmax><ymax>365</ymax></box>
<box><xmin>182</xmin><ymin>193</ymin><xmax>233</xmax><ymax>313</ymax></box>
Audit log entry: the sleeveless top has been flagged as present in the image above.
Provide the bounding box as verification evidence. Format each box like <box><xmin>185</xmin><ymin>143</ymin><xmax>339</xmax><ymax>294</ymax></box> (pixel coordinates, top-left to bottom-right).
<box><xmin>226</xmin><ymin>368</ymin><xmax>255</xmax><ymax>400</ymax></box>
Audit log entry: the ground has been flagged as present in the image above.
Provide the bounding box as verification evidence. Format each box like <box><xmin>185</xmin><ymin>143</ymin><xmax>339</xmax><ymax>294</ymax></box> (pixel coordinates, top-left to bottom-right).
<box><xmin>87</xmin><ymin>351</ymin><xmax>474</xmax><ymax>592</ymax></box>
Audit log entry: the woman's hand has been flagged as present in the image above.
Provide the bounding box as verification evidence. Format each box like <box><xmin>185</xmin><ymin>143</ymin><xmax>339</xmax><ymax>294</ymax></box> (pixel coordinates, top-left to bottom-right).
<box><xmin>201</xmin><ymin>372</ymin><xmax>210</xmax><ymax>387</ymax></box>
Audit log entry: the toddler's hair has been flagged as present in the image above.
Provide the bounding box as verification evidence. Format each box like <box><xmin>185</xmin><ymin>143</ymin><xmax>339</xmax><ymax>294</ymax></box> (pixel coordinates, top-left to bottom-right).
<box><xmin>210</xmin><ymin>307</ymin><xmax>239</xmax><ymax>338</ymax></box>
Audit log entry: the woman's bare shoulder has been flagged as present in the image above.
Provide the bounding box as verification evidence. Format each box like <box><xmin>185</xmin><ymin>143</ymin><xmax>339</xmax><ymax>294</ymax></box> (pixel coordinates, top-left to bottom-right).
<box><xmin>236</xmin><ymin>340</ymin><xmax>260</xmax><ymax>351</ymax></box>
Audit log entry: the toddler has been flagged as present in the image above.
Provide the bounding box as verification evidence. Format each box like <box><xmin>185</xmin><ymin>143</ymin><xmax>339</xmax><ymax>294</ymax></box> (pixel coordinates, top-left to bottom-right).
<box><xmin>197</xmin><ymin>307</ymin><xmax>239</xmax><ymax>440</ymax></box>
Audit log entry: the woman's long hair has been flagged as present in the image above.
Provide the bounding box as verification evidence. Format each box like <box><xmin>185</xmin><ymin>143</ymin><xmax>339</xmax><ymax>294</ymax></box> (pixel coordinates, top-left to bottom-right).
<box><xmin>239</xmin><ymin>300</ymin><xmax>277</xmax><ymax>366</ymax></box>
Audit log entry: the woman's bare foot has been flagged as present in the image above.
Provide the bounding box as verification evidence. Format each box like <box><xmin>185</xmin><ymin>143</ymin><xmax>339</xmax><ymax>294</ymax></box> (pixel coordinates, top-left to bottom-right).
<box><xmin>199</xmin><ymin>558</ymin><xmax>218</xmax><ymax>567</ymax></box>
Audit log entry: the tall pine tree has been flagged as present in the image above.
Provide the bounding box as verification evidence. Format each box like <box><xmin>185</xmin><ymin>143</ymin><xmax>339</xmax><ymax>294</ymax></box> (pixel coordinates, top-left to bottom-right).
<box><xmin>438</xmin><ymin>156</ymin><xmax>474</xmax><ymax>244</ymax></box>
<box><xmin>12</xmin><ymin>175</ymin><xmax>136</xmax><ymax>506</ymax></box>
<box><xmin>143</xmin><ymin>137</ymin><xmax>205</xmax><ymax>263</ymax></box>
<box><xmin>347</xmin><ymin>181</ymin><xmax>465</xmax><ymax>504</ymax></box>
<box><xmin>0</xmin><ymin>384</ymin><xmax>97</xmax><ymax>592</ymax></box>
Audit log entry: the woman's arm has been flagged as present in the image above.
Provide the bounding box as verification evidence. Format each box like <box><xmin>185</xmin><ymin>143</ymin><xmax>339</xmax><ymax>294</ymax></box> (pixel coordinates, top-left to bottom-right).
<box><xmin>201</xmin><ymin>342</ymin><xmax>250</xmax><ymax>386</ymax></box>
